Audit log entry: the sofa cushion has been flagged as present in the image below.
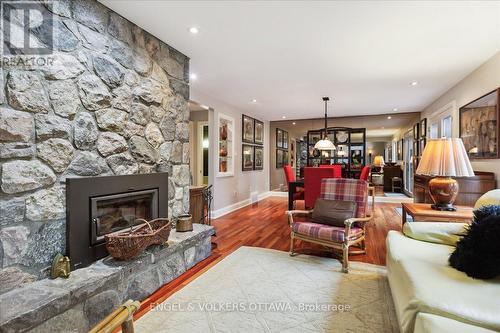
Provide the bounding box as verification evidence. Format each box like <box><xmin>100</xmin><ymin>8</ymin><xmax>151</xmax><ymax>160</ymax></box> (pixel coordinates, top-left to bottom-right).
<box><xmin>474</xmin><ymin>189</ymin><xmax>500</xmax><ymax>209</ymax></box>
<box><xmin>403</xmin><ymin>222</ymin><xmax>467</xmax><ymax>246</ymax></box>
<box><xmin>311</xmin><ymin>199</ymin><xmax>356</xmax><ymax>227</ymax></box>
<box><xmin>386</xmin><ymin>231</ymin><xmax>500</xmax><ymax>333</ymax></box>
<box><xmin>292</xmin><ymin>222</ymin><xmax>363</xmax><ymax>243</ymax></box>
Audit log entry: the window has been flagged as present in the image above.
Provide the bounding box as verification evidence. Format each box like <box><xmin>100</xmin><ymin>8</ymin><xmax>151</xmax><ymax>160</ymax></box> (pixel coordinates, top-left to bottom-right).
<box><xmin>430</xmin><ymin>123</ymin><xmax>438</xmax><ymax>139</ymax></box>
<box><xmin>442</xmin><ymin>116</ymin><xmax>452</xmax><ymax>138</ymax></box>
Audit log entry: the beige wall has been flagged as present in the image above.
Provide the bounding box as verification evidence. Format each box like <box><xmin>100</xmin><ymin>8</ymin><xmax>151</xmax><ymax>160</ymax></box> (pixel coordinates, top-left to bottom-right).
<box><xmin>421</xmin><ymin>52</ymin><xmax>500</xmax><ymax>184</ymax></box>
<box><xmin>191</xmin><ymin>88</ymin><xmax>270</xmax><ymax>212</ymax></box>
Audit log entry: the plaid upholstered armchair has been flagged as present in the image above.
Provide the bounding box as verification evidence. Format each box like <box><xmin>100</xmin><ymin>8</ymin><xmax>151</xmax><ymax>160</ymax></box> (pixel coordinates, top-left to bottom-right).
<box><xmin>286</xmin><ymin>178</ymin><xmax>372</xmax><ymax>273</ymax></box>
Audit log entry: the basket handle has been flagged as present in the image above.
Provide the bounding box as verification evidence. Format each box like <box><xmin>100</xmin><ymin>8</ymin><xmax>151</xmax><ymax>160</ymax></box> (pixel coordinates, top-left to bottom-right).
<box><xmin>134</xmin><ymin>218</ymin><xmax>154</xmax><ymax>234</ymax></box>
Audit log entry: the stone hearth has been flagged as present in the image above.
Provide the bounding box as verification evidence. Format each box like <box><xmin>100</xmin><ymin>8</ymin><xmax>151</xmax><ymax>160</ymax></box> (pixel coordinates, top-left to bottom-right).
<box><xmin>0</xmin><ymin>0</ymin><xmax>191</xmax><ymax>291</ymax></box>
<box><xmin>0</xmin><ymin>224</ymin><xmax>214</xmax><ymax>333</ymax></box>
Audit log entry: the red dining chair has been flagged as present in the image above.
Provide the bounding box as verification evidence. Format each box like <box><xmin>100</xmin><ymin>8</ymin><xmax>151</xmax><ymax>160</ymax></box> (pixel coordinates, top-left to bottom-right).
<box><xmin>359</xmin><ymin>166</ymin><xmax>375</xmax><ymax>212</ymax></box>
<box><xmin>359</xmin><ymin>166</ymin><xmax>371</xmax><ymax>181</ymax></box>
<box><xmin>304</xmin><ymin>167</ymin><xmax>336</xmax><ymax>209</ymax></box>
<box><xmin>319</xmin><ymin>164</ymin><xmax>342</xmax><ymax>178</ymax></box>
<box><xmin>284</xmin><ymin>165</ymin><xmax>304</xmax><ymax>207</ymax></box>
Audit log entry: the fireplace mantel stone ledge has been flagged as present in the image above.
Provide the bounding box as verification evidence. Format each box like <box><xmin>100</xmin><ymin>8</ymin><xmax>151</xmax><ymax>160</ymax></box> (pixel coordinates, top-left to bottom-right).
<box><xmin>0</xmin><ymin>224</ymin><xmax>214</xmax><ymax>333</ymax></box>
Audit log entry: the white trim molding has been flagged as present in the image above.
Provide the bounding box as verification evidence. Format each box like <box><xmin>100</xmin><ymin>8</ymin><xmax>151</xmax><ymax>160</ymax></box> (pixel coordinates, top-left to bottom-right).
<box><xmin>211</xmin><ymin>191</ymin><xmax>273</xmax><ymax>219</ymax></box>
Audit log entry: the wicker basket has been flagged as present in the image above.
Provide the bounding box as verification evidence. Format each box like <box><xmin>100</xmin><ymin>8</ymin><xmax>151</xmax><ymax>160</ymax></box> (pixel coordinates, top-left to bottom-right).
<box><xmin>105</xmin><ymin>218</ymin><xmax>171</xmax><ymax>260</ymax></box>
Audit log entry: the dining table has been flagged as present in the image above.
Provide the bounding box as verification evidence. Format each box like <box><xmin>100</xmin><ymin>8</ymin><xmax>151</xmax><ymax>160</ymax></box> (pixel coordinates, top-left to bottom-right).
<box><xmin>288</xmin><ymin>179</ymin><xmax>304</xmax><ymax>210</ymax></box>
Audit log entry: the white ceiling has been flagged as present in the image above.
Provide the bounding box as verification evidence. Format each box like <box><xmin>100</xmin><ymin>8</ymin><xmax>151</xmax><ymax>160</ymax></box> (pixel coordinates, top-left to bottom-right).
<box><xmin>101</xmin><ymin>1</ymin><xmax>500</xmax><ymax>121</ymax></box>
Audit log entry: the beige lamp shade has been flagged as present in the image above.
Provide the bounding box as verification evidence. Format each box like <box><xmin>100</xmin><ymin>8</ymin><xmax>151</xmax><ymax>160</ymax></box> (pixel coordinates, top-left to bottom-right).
<box><xmin>416</xmin><ymin>138</ymin><xmax>474</xmax><ymax>177</ymax></box>
<box><xmin>373</xmin><ymin>155</ymin><xmax>385</xmax><ymax>167</ymax></box>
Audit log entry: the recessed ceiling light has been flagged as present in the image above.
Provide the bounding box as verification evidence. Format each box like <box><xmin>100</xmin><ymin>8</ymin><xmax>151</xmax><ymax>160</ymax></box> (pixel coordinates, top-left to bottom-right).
<box><xmin>282</xmin><ymin>116</ymin><xmax>286</xmax><ymax>119</ymax></box>
<box><xmin>251</xmin><ymin>99</ymin><xmax>257</xmax><ymax>103</ymax></box>
<box><xmin>387</xmin><ymin>116</ymin><xmax>392</xmax><ymax>120</ymax></box>
<box><xmin>411</xmin><ymin>81</ymin><xmax>419</xmax><ymax>86</ymax></box>
<box><xmin>292</xmin><ymin>122</ymin><xmax>296</xmax><ymax>125</ymax></box>
<box><xmin>393</xmin><ymin>108</ymin><xmax>398</xmax><ymax>112</ymax></box>
<box><xmin>189</xmin><ymin>73</ymin><xmax>197</xmax><ymax>80</ymax></box>
<box><xmin>189</xmin><ymin>26</ymin><xmax>199</xmax><ymax>34</ymax></box>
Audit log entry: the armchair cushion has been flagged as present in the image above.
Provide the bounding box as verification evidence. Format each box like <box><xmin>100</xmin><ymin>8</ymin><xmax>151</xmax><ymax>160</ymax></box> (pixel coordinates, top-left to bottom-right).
<box><xmin>292</xmin><ymin>222</ymin><xmax>363</xmax><ymax>243</ymax></box>
<box><xmin>311</xmin><ymin>199</ymin><xmax>357</xmax><ymax>227</ymax></box>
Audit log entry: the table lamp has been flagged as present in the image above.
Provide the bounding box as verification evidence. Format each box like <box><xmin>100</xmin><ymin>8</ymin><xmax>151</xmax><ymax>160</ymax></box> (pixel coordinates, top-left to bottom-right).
<box><xmin>416</xmin><ymin>138</ymin><xmax>474</xmax><ymax>211</ymax></box>
<box><xmin>373</xmin><ymin>155</ymin><xmax>385</xmax><ymax>171</ymax></box>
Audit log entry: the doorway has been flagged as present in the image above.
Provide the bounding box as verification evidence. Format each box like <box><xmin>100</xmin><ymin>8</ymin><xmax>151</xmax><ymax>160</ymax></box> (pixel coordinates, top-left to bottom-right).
<box><xmin>189</xmin><ymin>101</ymin><xmax>210</xmax><ymax>186</ymax></box>
<box><xmin>197</xmin><ymin>122</ymin><xmax>209</xmax><ymax>185</ymax></box>
<box><xmin>403</xmin><ymin>134</ymin><xmax>414</xmax><ymax>195</ymax></box>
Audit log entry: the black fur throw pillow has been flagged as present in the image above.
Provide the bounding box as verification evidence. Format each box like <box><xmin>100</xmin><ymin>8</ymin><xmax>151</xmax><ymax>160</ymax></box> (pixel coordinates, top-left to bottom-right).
<box><xmin>449</xmin><ymin>205</ymin><xmax>500</xmax><ymax>279</ymax></box>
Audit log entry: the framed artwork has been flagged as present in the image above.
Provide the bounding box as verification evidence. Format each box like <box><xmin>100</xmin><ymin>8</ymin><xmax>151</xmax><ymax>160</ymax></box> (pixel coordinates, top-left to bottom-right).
<box><xmin>413</xmin><ymin>123</ymin><xmax>419</xmax><ymax>140</ymax></box>
<box><xmin>419</xmin><ymin>138</ymin><xmax>426</xmax><ymax>154</ymax></box>
<box><xmin>276</xmin><ymin>149</ymin><xmax>284</xmax><ymax>168</ymax></box>
<box><xmin>283</xmin><ymin>131</ymin><xmax>288</xmax><ymax>149</ymax></box>
<box><xmin>420</xmin><ymin>118</ymin><xmax>427</xmax><ymax>138</ymax></box>
<box><xmin>254</xmin><ymin>120</ymin><xmax>264</xmax><ymax>145</ymax></box>
<box><xmin>351</xmin><ymin>149</ymin><xmax>363</xmax><ymax>165</ymax></box>
<box><xmin>283</xmin><ymin>150</ymin><xmax>289</xmax><ymax>166</ymax></box>
<box><xmin>276</xmin><ymin>129</ymin><xmax>283</xmax><ymax>148</ymax></box>
<box><xmin>242</xmin><ymin>144</ymin><xmax>254</xmax><ymax>171</ymax></box>
<box><xmin>242</xmin><ymin>115</ymin><xmax>254</xmax><ymax>143</ymax></box>
<box><xmin>459</xmin><ymin>88</ymin><xmax>499</xmax><ymax>159</ymax></box>
<box><xmin>254</xmin><ymin>146</ymin><xmax>263</xmax><ymax>170</ymax></box>
<box><xmin>413</xmin><ymin>140</ymin><xmax>419</xmax><ymax>157</ymax></box>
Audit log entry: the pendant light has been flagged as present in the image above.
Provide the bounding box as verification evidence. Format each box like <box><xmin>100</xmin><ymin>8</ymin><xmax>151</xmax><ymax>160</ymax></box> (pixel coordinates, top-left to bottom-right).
<box><xmin>314</xmin><ymin>97</ymin><xmax>336</xmax><ymax>150</ymax></box>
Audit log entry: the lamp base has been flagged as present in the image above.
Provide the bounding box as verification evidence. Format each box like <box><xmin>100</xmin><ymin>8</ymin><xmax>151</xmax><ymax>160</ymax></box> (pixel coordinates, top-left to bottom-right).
<box><xmin>428</xmin><ymin>176</ymin><xmax>459</xmax><ymax>211</ymax></box>
<box><xmin>431</xmin><ymin>203</ymin><xmax>457</xmax><ymax>211</ymax></box>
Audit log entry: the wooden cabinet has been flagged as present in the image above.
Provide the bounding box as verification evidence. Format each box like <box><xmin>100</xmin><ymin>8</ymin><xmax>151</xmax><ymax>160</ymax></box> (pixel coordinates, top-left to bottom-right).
<box><xmin>414</xmin><ymin>172</ymin><xmax>496</xmax><ymax>207</ymax></box>
<box><xmin>189</xmin><ymin>186</ymin><xmax>206</xmax><ymax>224</ymax></box>
<box><xmin>383</xmin><ymin>165</ymin><xmax>403</xmax><ymax>192</ymax></box>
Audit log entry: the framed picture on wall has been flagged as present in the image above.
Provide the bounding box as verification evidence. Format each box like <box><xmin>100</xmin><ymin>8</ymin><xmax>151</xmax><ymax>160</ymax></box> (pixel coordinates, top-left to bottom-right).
<box><xmin>276</xmin><ymin>149</ymin><xmax>284</xmax><ymax>168</ymax></box>
<box><xmin>283</xmin><ymin>150</ymin><xmax>289</xmax><ymax>166</ymax></box>
<box><xmin>413</xmin><ymin>123</ymin><xmax>419</xmax><ymax>140</ymax></box>
<box><xmin>276</xmin><ymin>129</ymin><xmax>283</xmax><ymax>148</ymax></box>
<box><xmin>419</xmin><ymin>138</ymin><xmax>426</xmax><ymax>154</ymax></box>
<box><xmin>283</xmin><ymin>131</ymin><xmax>288</xmax><ymax>149</ymax></box>
<box><xmin>254</xmin><ymin>146</ymin><xmax>264</xmax><ymax>170</ymax></box>
<box><xmin>459</xmin><ymin>88</ymin><xmax>499</xmax><ymax>159</ymax></box>
<box><xmin>254</xmin><ymin>120</ymin><xmax>264</xmax><ymax>145</ymax></box>
<box><xmin>420</xmin><ymin>118</ymin><xmax>427</xmax><ymax>138</ymax></box>
<box><xmin>413</xmin><ymin>140</ymin><xmax>419</xmax><ymax>157</ymax></box>
<box><xmin>242</xmin><ymin>115</ymin><xmax>255</xmax><ymax>143</ymax></box>
<box><xmin>242</xmin><ymin>144</ymin><xmax>254</xmax><ymax>171</ymax></box>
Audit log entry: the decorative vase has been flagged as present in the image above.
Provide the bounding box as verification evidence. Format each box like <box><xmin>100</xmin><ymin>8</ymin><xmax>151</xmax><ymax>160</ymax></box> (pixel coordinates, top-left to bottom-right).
<box><xmin>220</xmin><ymin>125</ymin><xmax>227</xmax><ymax>140</ymax></box>
<box><xmin>219</xmin><ymin>147</ymin><xmax>227</xmax><ymax>157</ymax></box>
<box><xmin>220</xmin><ymin>161</ymin><xmax>227</xmax><ymax>172</ymax></box>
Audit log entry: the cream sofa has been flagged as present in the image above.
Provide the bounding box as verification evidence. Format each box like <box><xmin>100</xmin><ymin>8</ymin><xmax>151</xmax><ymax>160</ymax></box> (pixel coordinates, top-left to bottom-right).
<box><xmin>386</xmin><ymin>223</ymin><xmax>500</xmax><ymax>333</ymax></box>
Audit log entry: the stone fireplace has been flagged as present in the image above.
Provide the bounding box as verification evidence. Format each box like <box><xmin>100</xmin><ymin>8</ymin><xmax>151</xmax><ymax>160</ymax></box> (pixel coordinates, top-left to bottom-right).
<box><xmin>66</xmin><ymin>173</ymin><xmax>169</xmax><ymax>269</ymax></box>
<box><xmin>0</xmin><ymin>0</ymin><xmax>191</xmax><ymax>294</ymax></box>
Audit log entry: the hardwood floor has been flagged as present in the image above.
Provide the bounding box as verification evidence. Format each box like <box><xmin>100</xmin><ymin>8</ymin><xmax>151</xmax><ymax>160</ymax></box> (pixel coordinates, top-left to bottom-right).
<box><xmin>134</xmin><ymin>197</ymin><xmax>404</xmax><ymax>320</ymax></box>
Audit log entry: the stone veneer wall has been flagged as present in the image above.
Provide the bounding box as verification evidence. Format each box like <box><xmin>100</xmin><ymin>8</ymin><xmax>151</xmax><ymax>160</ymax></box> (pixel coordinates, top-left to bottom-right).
<box><xmin>0</xmin><ymin>0</ymin><xmax>190</xmax><ymax>292</ymax></box>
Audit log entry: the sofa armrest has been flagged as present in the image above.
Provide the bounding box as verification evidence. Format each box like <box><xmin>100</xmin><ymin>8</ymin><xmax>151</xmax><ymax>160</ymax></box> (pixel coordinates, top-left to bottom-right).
<box><xmin>403</xmin><ymin>222</ymin><xmax>468</xmax><ymax>246</ymax></box>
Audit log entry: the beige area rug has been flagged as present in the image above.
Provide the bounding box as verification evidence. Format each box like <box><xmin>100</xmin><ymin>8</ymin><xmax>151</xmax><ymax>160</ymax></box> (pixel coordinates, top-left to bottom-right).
<box><xmin>135</xmin><ymin>247</ymin><xmax>399</xmax><ymax>333</ymax></box>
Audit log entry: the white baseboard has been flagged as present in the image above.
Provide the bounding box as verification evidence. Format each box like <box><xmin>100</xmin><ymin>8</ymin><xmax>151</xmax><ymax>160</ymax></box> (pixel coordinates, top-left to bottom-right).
<box><xmin>211</xmin><ymin>191</ymin><xmax>273</xmax><ymax>219</ymax></box>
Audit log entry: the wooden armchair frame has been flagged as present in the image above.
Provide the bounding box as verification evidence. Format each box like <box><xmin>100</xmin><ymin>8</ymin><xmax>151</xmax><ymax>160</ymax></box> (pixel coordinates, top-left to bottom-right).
<box><xmin>286</xmin><ymin>205</ymin><xmax>372</xmax><ymax>273</ymax></box>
